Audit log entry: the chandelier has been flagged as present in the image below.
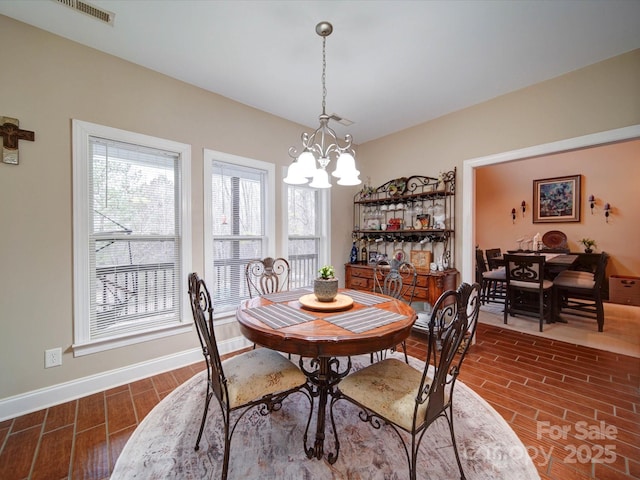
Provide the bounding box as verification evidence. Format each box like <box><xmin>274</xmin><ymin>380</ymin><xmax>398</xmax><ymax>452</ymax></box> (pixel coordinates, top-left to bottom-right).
<box><xmin>284</xmin><ymin>21</ymin><xmax>361</xmax><ymax>189</ymax></box>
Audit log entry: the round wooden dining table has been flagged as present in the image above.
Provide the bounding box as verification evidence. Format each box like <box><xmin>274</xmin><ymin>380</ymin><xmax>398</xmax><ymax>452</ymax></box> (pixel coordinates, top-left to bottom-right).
<box><xmin>236</xmin><ymin>288</ymin><xmax>417</xmax><ymax>461</ymax></box>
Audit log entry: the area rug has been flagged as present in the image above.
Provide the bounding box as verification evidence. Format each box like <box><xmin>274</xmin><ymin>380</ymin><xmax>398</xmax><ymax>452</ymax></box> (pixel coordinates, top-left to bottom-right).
<box><xmin>479</xmin><ymin>302</ymin><xmax>640</xmax><ymax>358</ymax></box>
<box><xmin>112</xmin><ymin>354</ymin><xmax>539</xmax><ymax>479</ymax></box>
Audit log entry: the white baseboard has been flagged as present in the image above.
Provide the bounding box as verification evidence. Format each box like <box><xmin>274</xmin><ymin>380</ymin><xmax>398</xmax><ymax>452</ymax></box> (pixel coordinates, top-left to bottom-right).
<box><xmin>0</xmin><ymin>335</ymin><xmax>252</xmax><ymax>422</ymax></box>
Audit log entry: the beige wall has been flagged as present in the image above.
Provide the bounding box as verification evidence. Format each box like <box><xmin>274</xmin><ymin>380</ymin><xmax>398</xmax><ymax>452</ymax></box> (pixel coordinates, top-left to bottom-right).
<box><xmin>359</xmin><ymin>49</ymin><xmax>640</xmax><ymax>280</ymax></box>
<box><xmin>1</xmin><ymin>13</ymin><xmax>638</xmax><ymax>406</ymax></box>
<box><xmin>476</xmin><ymin>139</ymin><xmax>640</xmax><ymax>276</ymax></box>
<box><xmin>0</xmin><ymin>15</ymin><xmax>352</xmax><ymax>401</ymax></box>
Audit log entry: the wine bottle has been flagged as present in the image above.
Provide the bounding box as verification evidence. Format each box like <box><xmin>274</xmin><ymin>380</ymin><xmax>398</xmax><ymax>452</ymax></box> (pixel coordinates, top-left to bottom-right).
<box><xmin>350</xmin><ymin>242</ymin><xmax>358</xmax><ymax>264</ymax></box>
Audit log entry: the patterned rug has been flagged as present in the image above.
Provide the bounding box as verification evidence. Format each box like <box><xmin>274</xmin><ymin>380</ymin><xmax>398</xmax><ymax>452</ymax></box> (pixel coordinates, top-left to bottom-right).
<box><xmin>112</xmin><ymin>354</ymin><xmax>539</xmax><ymax>479</ymax></box>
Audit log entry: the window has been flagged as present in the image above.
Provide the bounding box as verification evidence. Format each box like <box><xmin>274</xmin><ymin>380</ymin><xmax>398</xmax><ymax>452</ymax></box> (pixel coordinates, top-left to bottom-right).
<box><xmin>286</xmin><ymin>183</ymin><xmax>329</xmax><ymax>288</ymax></box>
<box><xmin>204</xmin><ymin>150</ymin><xmax>275</xmax><ymax>317</ymax></box>
<box><xmin>72</xmin><ymin>120</ymin><xmax>192</xmax><ymax>356</ymax></box>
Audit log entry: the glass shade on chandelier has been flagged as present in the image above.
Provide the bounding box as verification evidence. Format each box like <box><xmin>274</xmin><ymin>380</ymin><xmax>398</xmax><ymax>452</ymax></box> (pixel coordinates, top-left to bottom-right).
<box><xmin>283</xmin><ymin>21</ymin><xmax>361</xmax><ymax>189</ymax></box>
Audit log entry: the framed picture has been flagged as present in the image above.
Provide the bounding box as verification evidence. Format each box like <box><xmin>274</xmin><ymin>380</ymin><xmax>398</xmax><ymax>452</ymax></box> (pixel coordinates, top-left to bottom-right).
<box><xmin>533</xmin><ymin>174</ymin><xmax>581</xmax><ymax>223</ymax></box>
<box><xmin>410</xmin><ymin>250</ymin><xmax>432</xmax><ymax>268</ymax></box>
<box><xmin>368</xmin><ymin>250</ymin><xmax>378</xmax><ymax>264</ymax></box>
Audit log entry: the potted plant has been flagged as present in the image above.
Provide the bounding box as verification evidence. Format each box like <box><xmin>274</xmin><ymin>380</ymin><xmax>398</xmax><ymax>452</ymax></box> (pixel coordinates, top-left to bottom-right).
<box><xmin>579</xmin><ymin>238</ymin><xmax>597</xmax><ymax>254</ymax></box>
<box><xmin>314</xmin><ymin>265</ymin><xmax>338</xmax><ymax>302</ymax></box>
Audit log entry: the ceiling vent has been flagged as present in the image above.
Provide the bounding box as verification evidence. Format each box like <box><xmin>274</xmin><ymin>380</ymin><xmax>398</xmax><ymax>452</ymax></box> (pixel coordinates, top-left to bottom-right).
<box><xmin>329</xmin><ymin>114</ymin><xmax>354</xmax><ymax>127</ymax></box>
<box><xmin>53</xmin><ymin>0</ymin><xmax>115</xmax><ymax>25</ymax></box>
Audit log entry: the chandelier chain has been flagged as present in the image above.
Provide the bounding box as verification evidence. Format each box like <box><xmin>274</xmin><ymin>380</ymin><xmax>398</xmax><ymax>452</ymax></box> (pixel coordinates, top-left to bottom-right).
<box><xmin>321</xmin><ymin>36</ymin><xmax>327</xmax><ymax>115</ymax></box>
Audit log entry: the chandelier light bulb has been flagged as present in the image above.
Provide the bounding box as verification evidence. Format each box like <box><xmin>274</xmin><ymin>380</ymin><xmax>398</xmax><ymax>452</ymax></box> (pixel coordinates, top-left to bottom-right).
<box><xmin>283</xmin><ymin>161</ymin><xmax>308</xmax><ymax>185</ymax></box>
<box><xmin>332</xmin><ymin>152</ymin><xmax>358</xmax><ymax>178</ymax></box>
<box><xmin>297</xmin><ymin>150</ymin><xmax>317</xmax><ymax>178</ymax></box>
<box><xmin>309</xmin><ymin>168</ymin><xmax>332</xmax><ymax>189</ymax></box>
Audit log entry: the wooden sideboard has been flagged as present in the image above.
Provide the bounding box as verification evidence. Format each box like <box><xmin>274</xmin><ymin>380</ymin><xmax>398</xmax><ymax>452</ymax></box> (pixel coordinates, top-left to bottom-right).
<box><xmin>344</xmin><ymin>263</ymin><xmax>458</xmax><ymax>306</ymax></box>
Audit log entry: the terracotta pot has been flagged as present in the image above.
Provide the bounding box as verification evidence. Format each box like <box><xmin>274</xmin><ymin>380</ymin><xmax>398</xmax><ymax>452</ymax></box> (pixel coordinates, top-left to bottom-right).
<box><xmin>314</xmin><ymin>278</ymin><xmax>338</xmax><ymax>302</ymax></box>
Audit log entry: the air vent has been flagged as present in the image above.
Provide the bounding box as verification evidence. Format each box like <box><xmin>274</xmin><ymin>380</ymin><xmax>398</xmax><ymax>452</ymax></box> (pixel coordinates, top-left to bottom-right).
<box><xmin>53</xmin><ymin>0</ymin><xmax>115</xmax><ymax>25</ymax></box>
<box><xmin>329</xmin><ymin>113</ymin><xmax>354</xmax><ymax>127</ymax></box>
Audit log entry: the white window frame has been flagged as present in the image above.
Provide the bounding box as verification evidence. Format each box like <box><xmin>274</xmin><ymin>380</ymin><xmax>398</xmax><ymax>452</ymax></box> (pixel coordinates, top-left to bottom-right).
<box><xmin>72</xmin><ymin>120</ymin><xmax>192</xmax><ymax>356</ymax></box>
<box><xmin>282</xmin><ymin>169</ymin><xmax>331</xmax><ymax>284</ymax></box>
<box><xmin>203</xmin><ymin>149</ymin><xmax>275</xmax><ymax>323</ymax></box>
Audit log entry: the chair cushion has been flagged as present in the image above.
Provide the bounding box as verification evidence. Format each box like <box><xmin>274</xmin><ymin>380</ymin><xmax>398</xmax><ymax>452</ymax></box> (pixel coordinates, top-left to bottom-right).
<box><xmin>553</xmin><ymin>271</ymin><xmax>595</xmax><ymax>289</ymax></box>
<box><xmin>223</xmin><ymin>348</ymin><xmax>307</xmax><ymax>408</ymax></box>
<box><xmin>510</xmin><ymin>279</ymin><xmax>553</xmax><ymax>290</ymax></box>
<box><xmin>338</xmin><ymin>358</ymin><xmax>447</xmax><ymax>431</ymax></box>
<box><xmin>483</xmin><ymin>269</ymin><xmax>506</xmax><ymax>280</ymax></box>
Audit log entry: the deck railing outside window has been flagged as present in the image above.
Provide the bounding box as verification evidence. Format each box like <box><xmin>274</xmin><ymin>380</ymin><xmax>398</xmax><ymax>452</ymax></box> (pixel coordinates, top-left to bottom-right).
<box><xmin>95</xmin><ymin>262</ymin><xmax>176</xmax><ymax>330</ymax></box>
<box><xmin>97</xmin><ymin>252</ymin><xmax>317</xmax><ymax>324</ymax></box>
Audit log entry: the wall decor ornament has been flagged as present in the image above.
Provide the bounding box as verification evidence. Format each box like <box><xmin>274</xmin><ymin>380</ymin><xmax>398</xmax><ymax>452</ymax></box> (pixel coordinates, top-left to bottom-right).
<box><xmin>533</xmin><ymin>174</ymin><xmax>581</xmax><ymax>223</ymax></box>
<box><xmin>0</xmin><ymin>116</ymin><xmax>35</xmax><ymax>165</ymax></box>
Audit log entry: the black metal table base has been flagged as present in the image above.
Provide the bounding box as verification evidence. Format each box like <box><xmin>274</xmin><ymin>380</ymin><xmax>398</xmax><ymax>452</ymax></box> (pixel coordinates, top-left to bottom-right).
<box><xmin>299</xmin><ymin>356</ymin><xmax>351</xmax><ymax>460</ymax></box>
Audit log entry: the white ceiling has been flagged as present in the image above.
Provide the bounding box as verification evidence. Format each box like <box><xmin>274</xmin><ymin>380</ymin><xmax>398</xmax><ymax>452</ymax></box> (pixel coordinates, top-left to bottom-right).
<box><xmin>2</xmin><ymin>0</ymin><xmax>640</xmax><ymax>143</ymax></box>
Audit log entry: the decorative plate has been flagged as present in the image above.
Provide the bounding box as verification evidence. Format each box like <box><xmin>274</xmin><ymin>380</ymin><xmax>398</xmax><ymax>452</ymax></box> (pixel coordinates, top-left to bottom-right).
<box><xmin>393</xmin><ymin>249</ymin><xmax>406</xmax><ymax>262</ymax></box>
<box><xmin>388</xmin><ymin>177</ymin><xmax>407</xmax><ymax>196</ymax></box>
<box><xmin>542</xmin><ymin>230</ymin><xmax>568</xmax><ymax>249</ymax></box>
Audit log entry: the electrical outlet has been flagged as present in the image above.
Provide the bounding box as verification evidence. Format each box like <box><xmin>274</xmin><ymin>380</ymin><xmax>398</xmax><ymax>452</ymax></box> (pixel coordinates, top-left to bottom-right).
<box><xmin>45</xmin><ymin>347</ymin><xmax>62</xmax><ymax>368</ymax></box>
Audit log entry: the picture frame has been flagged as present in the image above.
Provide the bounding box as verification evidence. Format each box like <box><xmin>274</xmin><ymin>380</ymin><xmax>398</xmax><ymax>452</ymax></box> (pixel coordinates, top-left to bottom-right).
<box><xmin>410</xmin><ymin>250</ymin><xmax>432</xmax><ymax>268</ymax></box>
<box><xmin>368</xmin><ymin>250</ymin><xmax>379</xmax><ymax>264</ymax></box>
<box><xmin>533</xmin><ymin>174</ymin><xmax>581</xmax><ymax>223</ymax></box>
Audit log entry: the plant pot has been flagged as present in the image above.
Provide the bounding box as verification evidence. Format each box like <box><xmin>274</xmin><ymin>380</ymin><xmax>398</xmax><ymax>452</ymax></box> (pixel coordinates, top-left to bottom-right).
<box><xmin>584</xmin><ymin>248</ymin><xmax>593</xmax><ymax>254</ymax></box>
<box><xmin>314</xmin><ymin>278</ymin><xmax>339</xmax><ymax>302</ymax></box>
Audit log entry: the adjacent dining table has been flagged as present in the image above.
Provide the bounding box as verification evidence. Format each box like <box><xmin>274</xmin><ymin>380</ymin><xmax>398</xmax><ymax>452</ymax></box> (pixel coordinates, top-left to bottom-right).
<box><xmin>236</xmin><ymin>287</ymin><xmax>417</xmax><ymax>461</ymax></box>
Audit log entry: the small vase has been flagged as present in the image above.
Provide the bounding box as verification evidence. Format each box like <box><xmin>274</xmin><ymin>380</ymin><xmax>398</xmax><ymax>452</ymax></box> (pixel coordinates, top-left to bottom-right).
<box><xmin>314</xmin><ymin>278</ymin><xmax>339</xmax><ymax>302</ymax></box>
<box><xmin>584</xmin><ymin>248</ymin><xmax>593</xmax><ymax>254</ymax></box>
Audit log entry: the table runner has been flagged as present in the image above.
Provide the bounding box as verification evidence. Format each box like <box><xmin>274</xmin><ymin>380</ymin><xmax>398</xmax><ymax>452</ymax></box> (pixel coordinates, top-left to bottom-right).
<box><xmin>325</xmin><ymin>307</ymin><xmax>406</xmax><ymax>333</ymax></box>
<box><xmin>261</xmin><ymin>288</ymin><xmax>312</xmax><ymax>303</ymax></box>
<box><xmin>342</xmin><ymin>289</ymin><xmax>390</xmax><ymax>306</ymax></box>
<box><xmin>244</xmin><ymin>303</ymin><xmax>317</xmax><ymax>329</ymax></box>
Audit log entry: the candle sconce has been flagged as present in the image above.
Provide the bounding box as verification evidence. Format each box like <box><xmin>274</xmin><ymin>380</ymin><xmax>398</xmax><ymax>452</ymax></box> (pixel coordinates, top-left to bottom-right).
<box><xmin>511</xmin><ymin>207</ymin><xmax>517</xmax><ymax>224</ymax></box>
<box><xmin>588</xmin><ymin>194</ymin><xmax>596</xmax><ymax>214</ymax></box>
<box><xmin>521</xmin><ymin>200</ymin><xmax>526</xmax><ymax>217</ymax></box>
<box><xmin>604</xmin><ymin>203</ymin><xmax>611</xmax><ymax>222</ymax></box>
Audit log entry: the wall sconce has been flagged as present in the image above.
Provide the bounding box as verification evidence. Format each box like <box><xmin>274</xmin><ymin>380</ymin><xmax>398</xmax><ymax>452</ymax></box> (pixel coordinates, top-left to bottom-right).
<box><xmin>521</xmin><ymin>200</ymin><xmax>526</xmax><ymax>217</ymax></box>
<box><xmin>511</xmin><ymin>207</ymin><xmax>517</xmax><ymax>224</ymax></box>
<box><xmin>588</xmin><ymin>194</ymin><xmax>595</xmax><ymax>214</ymax></box>
<box><xmin>604</xmin><ymin>203</ymin><xmax>611</xmax><ymax>222</ymax></box>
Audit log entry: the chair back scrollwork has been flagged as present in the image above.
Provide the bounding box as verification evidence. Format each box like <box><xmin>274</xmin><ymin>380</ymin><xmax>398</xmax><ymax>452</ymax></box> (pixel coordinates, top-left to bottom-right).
<box><xmin>188</xmin><ymin>273</ymin><xmax>228</xmax><ymax>407</ymax></box>
<box><xmin>418</xmin><ymin>282</ymin><xmax>480</xmax><ymax>426</ymax></box>
<box><xmin>373</xmin><ymin>259</ymin><xmax>417</xmax><ymax>304</ymax></box>
<box><xmin>245</xmin><ymin>257</ymin><xmax>291</xmax><ymax>298</ymax></box>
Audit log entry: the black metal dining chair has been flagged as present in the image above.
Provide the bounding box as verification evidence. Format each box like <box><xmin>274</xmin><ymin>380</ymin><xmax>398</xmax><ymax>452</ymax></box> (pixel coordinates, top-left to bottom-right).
<box><xmin>188</xmin><ymin>272</ymin><xmax>311</xmax><ymax>480</ymax></box>
<box><xmin>245</xmin><ymin>257</ymin><xmax>291</xmax><ymax>298</ymax></box>
<box><xmin>245</xmin><ymin>257</ymin><xmax>292</xmax><ymax>352</ymax></box>
<box><xmin>503</xmin><ymin>254</ymin><xmax>554</xmax><ymax>332</ymax></box>
<box><xmin>328</xmin><ymin>282</ymin><xmax>481</xmax><ymax>479</ymax></box>
<box><xmin>371</xmin><ymin>258</ymin><xmax>417</xmax><ymax>363</ymax></box>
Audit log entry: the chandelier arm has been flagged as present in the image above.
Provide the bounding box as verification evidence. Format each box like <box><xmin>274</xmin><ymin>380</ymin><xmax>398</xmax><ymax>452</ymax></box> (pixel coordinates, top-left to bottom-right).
<box><xmin>288</xmin><ymin>146</ymin><xmax>301</xmax><ymax>160</ymax></box>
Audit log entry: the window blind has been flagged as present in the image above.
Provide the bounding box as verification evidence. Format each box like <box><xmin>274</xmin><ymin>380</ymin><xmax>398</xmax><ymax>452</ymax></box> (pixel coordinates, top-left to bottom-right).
<box><xmin>88</xmin><ymin>137</ymin><xmax>181</xmax><ymax>338</ymax></box>
<box><xmin>211</xmin><ymin>160</ymin><xmax>267</xmax><ymax>313</ymax></box>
